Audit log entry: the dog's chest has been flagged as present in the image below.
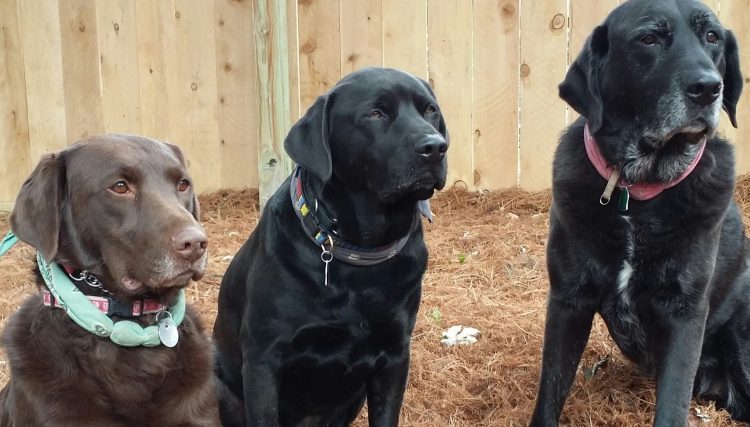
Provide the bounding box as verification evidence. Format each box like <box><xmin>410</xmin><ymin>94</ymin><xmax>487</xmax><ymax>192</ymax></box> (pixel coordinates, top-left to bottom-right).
<box><xmin>598</xmin><ymin>215</ymin><xmax>661</xmax><ymax>367</ymax></box>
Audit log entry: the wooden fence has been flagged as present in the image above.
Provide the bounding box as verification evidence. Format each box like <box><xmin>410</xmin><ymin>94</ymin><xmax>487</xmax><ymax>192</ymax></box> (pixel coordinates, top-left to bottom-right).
<box><xmin>1</xmin><ymin>0</ymin><xmax>748</xmax><ymax>210</ymax></box>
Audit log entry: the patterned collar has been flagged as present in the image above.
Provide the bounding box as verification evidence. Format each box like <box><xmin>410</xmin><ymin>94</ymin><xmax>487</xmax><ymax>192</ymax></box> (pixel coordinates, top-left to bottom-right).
<box><xmin>290</xmin><ymin>167</ymin><xmax>428</xmax><ymax>266</ymax></box>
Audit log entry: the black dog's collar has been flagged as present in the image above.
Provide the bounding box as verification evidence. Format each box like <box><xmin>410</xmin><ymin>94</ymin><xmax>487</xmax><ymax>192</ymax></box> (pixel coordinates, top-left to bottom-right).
<box><xmin>43</xmin><ymin>267</ymin><xmax>166</xmax><ymax>318</ymax></box>
<box><xmin>290</xmin><ymin>167</ymin><xmax>424</xmax><ymax>266</ymax></box>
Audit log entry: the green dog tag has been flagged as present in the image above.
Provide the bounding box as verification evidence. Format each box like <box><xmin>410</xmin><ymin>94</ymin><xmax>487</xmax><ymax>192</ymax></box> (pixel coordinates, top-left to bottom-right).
<box><xmin>618</xmin><ymin>187</ymin><xmax>630</xmax><ymax>212</ymax></box>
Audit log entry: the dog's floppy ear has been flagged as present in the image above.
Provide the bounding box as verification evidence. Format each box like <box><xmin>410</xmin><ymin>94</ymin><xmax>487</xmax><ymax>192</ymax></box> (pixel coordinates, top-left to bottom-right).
<box><xmin>10</xmin><ymin>153</ymin><xmax>65</xmax><ymax>262</ymax></box>
<box><xmin>165</xmin><ymin>142</ymin><xmax>201</xmax><ymax>220</ymax></box>
<box><xmin>284</xmin><ymin>94</ymin><xmax>334</xmax><ymax>182</ymax></box>
<box><xmin>722</xmin><ymin>30</ymin><xmax>743</xmax><ymax>128</ymax></box>
<box><xmin>560</xmin><ymin>25</ymin><xmax>609</xmax><ymax>133</ymax></box>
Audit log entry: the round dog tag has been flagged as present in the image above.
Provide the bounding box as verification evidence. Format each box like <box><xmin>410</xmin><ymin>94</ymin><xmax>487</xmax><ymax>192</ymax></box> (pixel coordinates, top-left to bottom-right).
<box><xmin>158</xmin><ymin>315</ymin><xmax>179</xmax><ymax>348</ymax></box>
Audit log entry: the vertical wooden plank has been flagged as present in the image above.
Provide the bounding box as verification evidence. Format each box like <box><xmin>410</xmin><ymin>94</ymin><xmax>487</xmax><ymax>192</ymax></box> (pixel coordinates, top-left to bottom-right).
<box><xmin>569</xmin><ymin>0</ymin><xmax>618</xmax><ymax>60</ymax></box>
<box><xmin>519</xmin><ymin>0</ymin><xmax>568</xmax><ymax>190</ymax></box>
<box><xmin>473</xmin><ymin>0</ymin><xmax>519</xmax><ymax>190</ymax></box>
<box><xmin>59</xmin><ymin>0</ymin><xmax>104</xmax><ymax>141</ymax></box>
<box><xmin>96</xmin><ymin>0</ymin><xmax>140</xmax><ymax>134</ymax></box>
<box><xmin>135</xmin><ymin>0</ymin><xmax>173</xmax><ymax>142</ymax></box>
<box><xmin>216</xmin><ymin>0</ymin><xmax>259</xmax><ymax>189</ymax></box>
<box><xmin>428</xmin><ymin>0</ymin><xmax>473</xmax><ymax>188</ymax></box>
<box><xmin>254</xmin><ymin>0</ymin><xmax>294</xmax><ymax>205</ymax></box>
<box><xmin>287</xmin><ymin>0</ymin><xmax>301</xmax><ymax>123</ymax></box>
<box><xmin>18</xmin><ymin>0</ymin><xmax>68</xmax><ymax>163</ymax></box>
<box><xmin>0</xmin><ymin>0</ymin><xmax>30</xmax><ymax>209</ymax></box>
<box><xmin>719</xmin><ymin>0</ymin><xmax>750</xmax><ymax>175</ymax></box>
<box><xmin>340</xmin><ymin>0</ymin><xmax>383</xmax><ymax>75</ymax></box>
<box><xmin>383</xmin><ymin>0</ymin><xmax>427</xmax><ymax>79</ymax></box>
<box><xmin>168</xmin><ymin>0</ymin><xmax>221</xmax><ymax>193</ymax></box>
<box><xmin>297</xmin><ymin>0</ymin><xmax>340</xmax><ymax>112</ymax></box>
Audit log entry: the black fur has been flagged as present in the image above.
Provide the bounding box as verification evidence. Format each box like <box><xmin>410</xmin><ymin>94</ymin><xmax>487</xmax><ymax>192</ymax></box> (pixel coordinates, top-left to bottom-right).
<box><xmin>213</xmin><ymin>67</ymin><xmax>448</xmax><ymax>426</ymax></box>
<box><xmin>530</xmin><ymin>0</ymin><xmax>746</xmax><ymax>425</ymax></box>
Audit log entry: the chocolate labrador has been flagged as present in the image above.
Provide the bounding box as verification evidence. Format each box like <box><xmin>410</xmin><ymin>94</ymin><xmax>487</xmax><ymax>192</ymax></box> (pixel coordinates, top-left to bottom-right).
<box><xmin>1</xmin><ymin>135</ymin><xmax>219</xmax><ymax>426</ymax></box>
<box><xmin>530</xmin><ymin>0</ymin><xmax>745</xmax><ymax>425</ymax></box>
<box><xmin>213</xmin><ymin>67</ymin><xmax>448</xmax><ymax>426</ymax></box>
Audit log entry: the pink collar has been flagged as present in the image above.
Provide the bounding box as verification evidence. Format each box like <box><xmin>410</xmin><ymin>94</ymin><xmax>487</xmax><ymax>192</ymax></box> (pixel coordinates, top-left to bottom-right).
<box><xmin>583</xmin><ymin>122</ymin><xmax>706</xmax><ymax>201</ymax></box>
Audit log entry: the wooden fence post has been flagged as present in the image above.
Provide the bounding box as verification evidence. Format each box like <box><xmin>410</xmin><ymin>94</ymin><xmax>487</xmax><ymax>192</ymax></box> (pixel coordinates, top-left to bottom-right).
<box><xmin>254</xmin><ymin>0</ymin><xmax>293</xmax><ymax>207</ymax></box>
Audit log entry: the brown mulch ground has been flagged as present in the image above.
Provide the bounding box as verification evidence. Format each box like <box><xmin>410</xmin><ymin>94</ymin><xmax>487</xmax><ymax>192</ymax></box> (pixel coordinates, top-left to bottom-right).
<box><xmin>2</xmin><ymin>178</ymin><xmax>750</xmax><ymax>426</ymax></box>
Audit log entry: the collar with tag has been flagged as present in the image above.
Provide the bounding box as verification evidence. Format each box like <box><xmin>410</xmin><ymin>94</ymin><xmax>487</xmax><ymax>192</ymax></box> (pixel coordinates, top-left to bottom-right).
<box><xmin>584</xmin><ymin>122</ymin><xmax>706</xmax><ymax>207</ymax></box>
<box><xmin>290</xmin><ymin>167</ymin><xmax>431</xmax><ymax>266</ymax></box>
<box><xmin>0</xmin><ymin>232</ymin><xmax>185</xmax><ymax>347</ymax></box>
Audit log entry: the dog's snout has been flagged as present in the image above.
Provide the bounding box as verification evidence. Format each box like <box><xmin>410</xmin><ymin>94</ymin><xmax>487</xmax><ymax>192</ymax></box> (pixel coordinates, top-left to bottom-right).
<box><xmin>171</xmin><ymin>226</ymin><xmax>208</xmax><ymax>262</ymax></box>
<box><xmin>415</xmin><ymin>134</ymin><xmax>448</xmax><ymax>161</ymax></box>
<box><xmin>686</xmin><ymin>72</ymin><xmax>722</xmax><ymax>107</ymax></box>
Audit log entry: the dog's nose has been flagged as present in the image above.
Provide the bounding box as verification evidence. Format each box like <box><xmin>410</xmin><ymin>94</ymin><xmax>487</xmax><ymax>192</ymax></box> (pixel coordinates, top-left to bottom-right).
<box><xmin>415</xmin><ymin>134</ymin><xmax>448</xmax><ymax>161</ymax></box>
<box><xmin>171</xmin><ymin>226</ymin><xmax>208</xmax><ymax>262</ymax></box>
<box><xmin>686</xmin><ymin>72</ymin><xmax>722</xmax><ymax>107</ymax></box>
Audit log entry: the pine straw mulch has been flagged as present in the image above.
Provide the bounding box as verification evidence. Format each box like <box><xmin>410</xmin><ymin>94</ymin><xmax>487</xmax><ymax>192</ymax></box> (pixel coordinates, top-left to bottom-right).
<box><xmin>2</xmin><ymin>178</ymin><xmax>750</xmax><ymax>426</ymax></box>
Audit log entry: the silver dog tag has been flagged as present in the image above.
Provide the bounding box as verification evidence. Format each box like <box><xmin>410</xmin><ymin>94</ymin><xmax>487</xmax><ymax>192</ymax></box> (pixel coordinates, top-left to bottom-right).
<box><xmin>158</xmin><ymin>316</ymin><xmax>179</xmax><ymax>348</ymax></box>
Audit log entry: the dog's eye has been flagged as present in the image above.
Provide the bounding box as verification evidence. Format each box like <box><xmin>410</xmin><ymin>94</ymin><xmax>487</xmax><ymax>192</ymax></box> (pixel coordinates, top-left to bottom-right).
<box><xmin>177</xmin><ymin>179</ymin><xmax>191</xmax><ymax>192</ymax></box>
<box><xmin>110</xmin><ymin>181</ymin><xmax>130</xmax><ymax>195</ymax></box>
<box><xmin>368</xmin><ymin>109</ymin><xmax>387</xmax><ymax>120</ymax></box>
<box><xmin>706</xmin><ymin>31</ymin><xmax>719</xmax><ymax>44</ymax></box>
<box><xmin>426</xmin><ymin>105</ymin><xmax>438</xmax><ymax>114</ymax></box>
<box><xmin>639</xmin><ymin>34</ymin><xmax>658</xmax><ymax>45</ymax></box>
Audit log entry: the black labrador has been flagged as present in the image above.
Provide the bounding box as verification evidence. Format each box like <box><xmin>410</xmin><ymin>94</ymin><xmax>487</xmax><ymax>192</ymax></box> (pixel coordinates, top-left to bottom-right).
<box><xmin>213</xmin><ymin>67</ymin><xmax>448</xmax><ymax>426</ymax></box>
<box><xmin>530</xmin><ymin>0</ymin><xmax>745</xmax><ymax>425</ymax></box>
<box><xmin>2</xmin><ymin>135</ymin><xmax>219</xmax><ymax>425</ymax></box>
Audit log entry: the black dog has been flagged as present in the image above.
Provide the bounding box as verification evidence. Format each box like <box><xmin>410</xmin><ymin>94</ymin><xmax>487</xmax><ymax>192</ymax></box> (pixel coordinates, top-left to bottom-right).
<box><xmin>213</xmin><ymin>67</ymin><xmax>448</xmax><ymax>426</ymax></box>
<box><xmin>530</xmin><ymin>0</ymin><xmax>744</xmax><ymax>425</ymax></box>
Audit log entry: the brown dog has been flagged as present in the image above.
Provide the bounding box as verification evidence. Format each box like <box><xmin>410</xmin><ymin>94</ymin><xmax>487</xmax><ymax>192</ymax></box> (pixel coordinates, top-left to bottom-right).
<box><xmin>0</xmin><ymin>135</ymin><xmax>219</xmax><ymax>426</ymax></box>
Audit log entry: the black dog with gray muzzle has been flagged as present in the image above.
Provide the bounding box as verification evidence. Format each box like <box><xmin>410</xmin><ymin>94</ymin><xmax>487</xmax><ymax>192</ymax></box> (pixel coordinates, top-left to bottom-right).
<box><xmin>530</xmin><ymin>0</ymin><xmax>745</xmax><ymax>425</ymax></box>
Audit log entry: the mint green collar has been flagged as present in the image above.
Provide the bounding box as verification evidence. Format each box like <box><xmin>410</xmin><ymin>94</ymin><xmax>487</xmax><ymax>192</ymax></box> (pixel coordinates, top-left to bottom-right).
<box><xmin>1</xmin><ymin>232</ymin><xmax>185</xmax><ymax>347</ymax></box>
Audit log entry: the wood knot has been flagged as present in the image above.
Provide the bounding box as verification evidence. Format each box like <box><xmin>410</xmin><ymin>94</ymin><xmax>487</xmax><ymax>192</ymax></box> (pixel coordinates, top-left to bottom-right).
<box><xmin>520</xmin><ymin>63</ymin><xmax>531</xmax><ymax>78</ymax></box>
<box><xmin>190</xmin><ymin>82</ymin><xmax>198</xmax><ymax>91</ymax></box>
<box><xmin>500</xmin><ymin>2</ymin><xmax>515</xmax><ymax>17</ymax></box>
<box><xmin>550</xmin><ymin>13</ymin><xmax>565</xmax><ymax>30</ymax></box>
<box><xmin>175</xmin><ymin>11</ymin><xmax>181</xmax><ymax>20</ymax></box>
<box><xmin>301</xmin><ymin>40</ymin><xmax>317</xmax><ymax>54</ymax></box>
<box><xmin>113</xmin><ymin>22</ymin><xmax>119</xmax><ymax>33</ymax></box>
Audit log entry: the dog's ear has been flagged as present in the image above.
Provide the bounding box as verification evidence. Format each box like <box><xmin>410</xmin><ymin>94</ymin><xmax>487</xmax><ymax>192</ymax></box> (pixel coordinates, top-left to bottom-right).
<box><xmin>560</xmin><ymin>25</ymin><xmax>609</xmax><ymax>133</ymax></box>
<box><xmin>284</xmin><ymin>94</ymin><xmax>334</xmax><ymax>182</ymax></box>
<box><xmin>10</xmin><ymin>153</ymin><xmax>65</xmax><ymax>262</ymax></box>
<box><xmin>190</xmin><ymin>196</ymin><xmax>201</xmax><ymax>221</ymax></box>
<box><xmin>164</xmin><ymin>142</ymin><xmax>201</xmax><ymax>220</ymax></box>
<box><xmin>722</xmin><ymin>30</ymin><xmax>743</xmax><ymax>128</ymax></box>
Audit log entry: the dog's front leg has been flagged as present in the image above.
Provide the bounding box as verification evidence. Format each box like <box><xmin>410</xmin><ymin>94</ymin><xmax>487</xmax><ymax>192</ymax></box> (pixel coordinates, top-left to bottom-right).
<box><xmin>652</xmin><ymin>304</ymin><xmax>709</xmax><ymax>427</ymax></box>
<box><xmin>242</xmin><ymin>360</ymin><xmax>281</xmax><ymax>427</ymax></box>
<box><xmin>366</xmin><ymin>352</ymin><xmax>409</xmax><ymax>427</ymax></box>
<box><xmin>529</xmin><ymin>292</ymin><xmax>597</xmax><ymax>427</ymax></box>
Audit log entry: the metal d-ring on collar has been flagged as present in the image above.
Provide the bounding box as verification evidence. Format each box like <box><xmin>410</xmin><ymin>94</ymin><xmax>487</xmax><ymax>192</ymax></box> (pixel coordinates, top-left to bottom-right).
<box><xmin>290</xmin><ymin>167</ymin><xmax>415</xmax><ymax>270</ymax></box>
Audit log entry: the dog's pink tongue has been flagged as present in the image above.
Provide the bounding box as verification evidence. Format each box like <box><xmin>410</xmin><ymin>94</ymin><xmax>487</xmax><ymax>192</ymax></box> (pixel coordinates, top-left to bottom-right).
<box><xmin>121</xmin><ymin>277</ymin><xmax>143</xmax><ymax>291</ymax></box>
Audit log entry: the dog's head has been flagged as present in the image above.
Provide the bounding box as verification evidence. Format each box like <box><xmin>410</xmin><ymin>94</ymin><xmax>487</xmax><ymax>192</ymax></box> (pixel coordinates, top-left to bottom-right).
<box><xmin>561</xmin><ymin>0</ymin><xmax>743</xmax><ymax>183</ymax></box>
<box><xmin>10</xmin><ymin>135</ymin><xmax>207</xmax><ymax>301</ymax></box>
<box><xmin>284</xmin><ymin>67</ymin><xmax>448</xmax><ymax>204</ymax></box>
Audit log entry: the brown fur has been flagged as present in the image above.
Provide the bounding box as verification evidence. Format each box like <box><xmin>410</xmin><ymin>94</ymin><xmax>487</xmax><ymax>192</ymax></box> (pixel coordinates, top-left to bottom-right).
<box><xmin>0</xmin><ymin>134</ymin><xmax>219</xmax><ymax>426</ymax></box>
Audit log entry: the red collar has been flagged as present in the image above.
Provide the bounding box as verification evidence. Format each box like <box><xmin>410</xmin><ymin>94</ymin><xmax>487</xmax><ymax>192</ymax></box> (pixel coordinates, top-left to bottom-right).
<box><xmin>46</xmin><ymin>265</ymin><xmax>166</xmax><ymax>317</ymax></box>
<box><xmin>583</xmin><ymin>122</ymin><xmax>706</xmax><ymax>201</ymax></box>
